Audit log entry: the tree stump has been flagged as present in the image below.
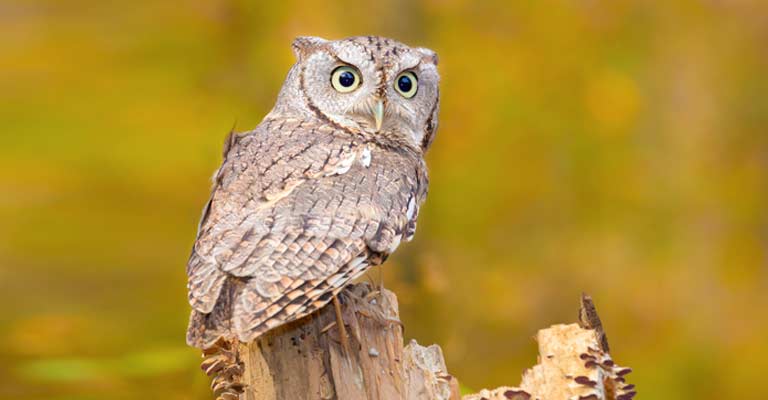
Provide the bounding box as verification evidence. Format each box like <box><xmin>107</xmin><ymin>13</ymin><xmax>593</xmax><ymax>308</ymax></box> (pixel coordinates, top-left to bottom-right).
<box><xmin>198</xmin><ymin>284</ymin><xmax>633</xmax><ymax>400</ymax></box>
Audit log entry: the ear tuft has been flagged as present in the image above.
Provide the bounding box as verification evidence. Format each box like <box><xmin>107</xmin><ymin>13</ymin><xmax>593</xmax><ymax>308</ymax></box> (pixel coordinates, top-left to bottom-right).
<box><xmin>416</xmin><ymin>47</ymin><xmax>438</xmax><ymax>66</ymax></box>
<box><xmin>292</xmin><ymin>36</ymin><xmax>328</xmax><ymax>60</ymax></box>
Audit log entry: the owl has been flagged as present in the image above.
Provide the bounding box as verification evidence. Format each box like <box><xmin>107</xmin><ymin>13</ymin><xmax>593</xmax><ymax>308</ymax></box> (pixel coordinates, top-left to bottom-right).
<box><xmin>186</xmin><ymin>36</ymin><xmax>440</xmax><ymax>348</ymax></box>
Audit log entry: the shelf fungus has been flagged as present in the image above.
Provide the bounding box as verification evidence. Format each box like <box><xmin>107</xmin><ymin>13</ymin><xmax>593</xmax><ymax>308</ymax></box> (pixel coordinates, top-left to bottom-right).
<box><xmin>194</xmin><ymin>282</ymin><xmax>633</xmax><ymax>400</ymax></box>
<box><xmin>200</xmin><ymin>338</ymin><xmax>246</xmax><ymax>400</ymax></box>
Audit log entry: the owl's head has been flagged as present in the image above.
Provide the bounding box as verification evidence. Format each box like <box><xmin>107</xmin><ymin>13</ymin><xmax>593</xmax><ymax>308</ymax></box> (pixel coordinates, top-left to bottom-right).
<box><xmin>270</xmin><ymin>36</ymin><xmax>440</xmax><ymax>151</ymax></box>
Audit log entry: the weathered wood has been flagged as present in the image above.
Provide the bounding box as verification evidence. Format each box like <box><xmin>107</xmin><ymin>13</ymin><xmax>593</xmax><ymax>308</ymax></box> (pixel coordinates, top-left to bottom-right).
<box><xmin>463</xmin><ymin>295</ymin><xmax>635</xmax><ymax>400</ymax></box>
<box><xmin>463</xmin><ymin>324</ymin><xmax>634</xmax><ymax>400</ymax></box>
<box><xmin>201</xmin><ymin>282</ymin><xmax>459</xmax><ymax>400</ymax></box>
<box><xmin>198</xmin><ymin>284</ymin><xmax>633</xmax><ymax>400</ymax></box>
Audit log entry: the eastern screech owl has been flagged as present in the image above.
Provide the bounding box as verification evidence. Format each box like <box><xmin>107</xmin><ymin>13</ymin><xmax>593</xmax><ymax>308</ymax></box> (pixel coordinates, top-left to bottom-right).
<box><xmin>186</xmin><ymin>36</ymin><xmax>440</xmax><ymax>348</ymax></box>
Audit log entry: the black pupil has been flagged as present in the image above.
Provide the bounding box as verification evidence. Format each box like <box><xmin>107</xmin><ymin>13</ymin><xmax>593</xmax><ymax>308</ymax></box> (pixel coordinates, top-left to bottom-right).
<box><xmin>398</xmin><ymin>75</ymin><xmax>413</xmax><ymax>93</ymax></box>
<box><xmin>338</xmin><ymin>71</ymin><xmax>355</xmax><ymax>87</ymax></box>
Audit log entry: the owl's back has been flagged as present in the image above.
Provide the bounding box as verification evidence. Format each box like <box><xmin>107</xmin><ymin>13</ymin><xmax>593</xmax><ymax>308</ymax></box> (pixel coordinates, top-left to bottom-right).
<box><xmin>186</xmin><ymin>116</ymin><xmax>427</xmax><ymax>348</ymax></box>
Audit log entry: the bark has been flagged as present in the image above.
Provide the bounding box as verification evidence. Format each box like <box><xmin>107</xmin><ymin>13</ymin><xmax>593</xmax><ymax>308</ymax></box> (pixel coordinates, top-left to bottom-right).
<box><xmin>198</xmin><ymin>285</ymin><xmax>633</xmax><ymax>400</ymax></box>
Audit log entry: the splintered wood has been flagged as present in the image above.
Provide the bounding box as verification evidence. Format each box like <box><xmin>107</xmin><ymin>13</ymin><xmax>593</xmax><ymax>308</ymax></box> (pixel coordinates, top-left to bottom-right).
<box><xmin>198</xmin><ymin>284</ymin><xmax>633</xmax><ymax>400</ymax></box>
<box><xmin>462</xmin><ymin>294</ymin><xmax>634</xmax><ymax>400</ymax></box>
<box><xmin>463</xmin><ymin>324</ymin><xmax>634</xmax><ymax>400</ymax></box>
<box><xmin>200</xmin><ymin>282</ymin><xmax>459</xmax><ymax>400</ymax></box>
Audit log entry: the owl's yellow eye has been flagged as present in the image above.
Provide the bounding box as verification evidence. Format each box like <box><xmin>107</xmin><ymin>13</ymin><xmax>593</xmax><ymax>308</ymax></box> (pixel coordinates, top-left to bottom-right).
<box><xmin>331</xmin><ymin>66</ymin><xmax>361</xmax><ymax>93</ymax></box>
<box><xmin>394</xmin><ymin>71</ymin><xmax>418</xmax><ymax>98</ymax></box>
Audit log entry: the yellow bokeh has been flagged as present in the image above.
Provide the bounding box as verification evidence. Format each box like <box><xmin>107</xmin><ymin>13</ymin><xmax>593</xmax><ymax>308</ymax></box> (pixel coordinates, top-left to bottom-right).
<box><xmin>1</xmin><ymin>1</ymin><xmax>767</xmax><ymax>399</ymax></box>
<box><xmin>585</xmin><ymin>69</ymin><xmax>641</xmax><ymax>134</ymax></box>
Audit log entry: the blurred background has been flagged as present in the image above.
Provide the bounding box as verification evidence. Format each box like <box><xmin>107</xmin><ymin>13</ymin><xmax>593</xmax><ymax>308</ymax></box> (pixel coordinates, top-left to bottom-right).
<box><xmin>2</xmin><ymin>0</ymin><xmax>767</xmax><ymax>399</ymax></box>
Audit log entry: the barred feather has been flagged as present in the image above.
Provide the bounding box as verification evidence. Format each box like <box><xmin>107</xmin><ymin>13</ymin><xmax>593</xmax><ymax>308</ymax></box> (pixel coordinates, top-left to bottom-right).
<box><xmin>186</xmin><ymin>117</ymin><xmax>427</xmax><ymax>349</ymax></box>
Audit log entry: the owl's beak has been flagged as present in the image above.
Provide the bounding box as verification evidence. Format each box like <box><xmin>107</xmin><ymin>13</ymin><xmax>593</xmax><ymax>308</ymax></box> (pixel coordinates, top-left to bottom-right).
<box><xmin>373</xmin><ymin>99</ymin><xmax>384</xmax><ymax>131</ymax></box>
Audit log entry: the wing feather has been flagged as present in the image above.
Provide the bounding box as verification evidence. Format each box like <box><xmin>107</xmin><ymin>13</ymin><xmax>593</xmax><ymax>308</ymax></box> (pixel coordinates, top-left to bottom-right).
<box><xmin>186</xmin><ymin>118</ymin><xmax>428</xmax><ymax>347</ymax></box>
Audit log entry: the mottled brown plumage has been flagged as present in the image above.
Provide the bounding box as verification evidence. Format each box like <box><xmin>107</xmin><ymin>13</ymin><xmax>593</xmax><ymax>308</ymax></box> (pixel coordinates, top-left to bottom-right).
<box><xmin>186</xmin><ymin>36</ymin><xmax>439</xmax><ymax>348</ymax></box>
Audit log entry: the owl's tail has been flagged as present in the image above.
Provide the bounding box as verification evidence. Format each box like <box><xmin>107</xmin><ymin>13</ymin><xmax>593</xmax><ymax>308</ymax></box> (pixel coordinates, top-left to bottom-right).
<box><xmin>186</xmin><ymin>248</ymin><xmax>377</xmax><ymax>349</ymax></box>
<box><xmin>187</xmin><ymin>278</ymin><xmax>239</xmax><ymax>349</ymax></box>
<box><xmin>186</xmin><ymin>273</ymin><xmax>338</xmax><ymax>349</ymax></box>
<box><xmin>229</xmin><ymin>250</ymin><xmax>375</xmax><ymax>344</ymax></box>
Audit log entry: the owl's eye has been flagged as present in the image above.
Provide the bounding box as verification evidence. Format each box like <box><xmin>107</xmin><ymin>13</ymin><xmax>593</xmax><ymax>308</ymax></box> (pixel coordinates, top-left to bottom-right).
<box><xmin>331</xmin><ymin>66</ymin><xmax>361</xmax><ymax>93</ymax></box>
<box><xmin>394</xmin><ymin>71</ymin><xmax>418</xmax><ymax>98</ymax></box>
